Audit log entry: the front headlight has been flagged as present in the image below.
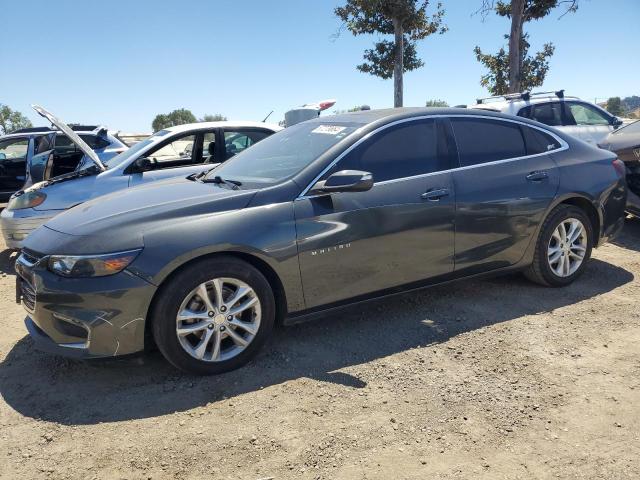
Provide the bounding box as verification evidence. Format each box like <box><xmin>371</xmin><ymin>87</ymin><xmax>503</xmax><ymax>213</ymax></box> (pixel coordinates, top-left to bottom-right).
<box><xmin>48</xmin><ymin>249</ymin><xmax>142</xmax><ymax>278</ymax></box>
<box><xmin>7</xmin><ymin>191</ymin><xmax>47</xmax><ymax>210</ymax></box>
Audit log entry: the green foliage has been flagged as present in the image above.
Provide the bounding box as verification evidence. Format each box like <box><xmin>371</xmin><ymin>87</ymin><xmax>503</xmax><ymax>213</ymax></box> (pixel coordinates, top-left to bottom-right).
<box><xmin>333</xmin><ymin>106</ymin><xmax>367</xmax><ymax>114</ymax></box>
<box><xmin>0</xmin><ymin>104</ymin><xmax>33</xmax><ymax>135</ymax></box>
<box><xmin>200</xmin><ymin>114</ymin><xmax>227</xmax><ymax>122</ymax></box>
<box><xmin>606</xmin><ymin>97</ymin><xmax>623</xmax><ymax>116</ymax></box>
<box><xmin>151</xmin><ymin>109</ymin><xmax>197</xmax><ymax>132</ymax></box>
<box><xmin>425</xmin><ymin>99</ymin><xmax>449</xmax><ymax>107</ymax></box>
<box><xmin>475</xmin><ymin>0</ymin><xmax>576</xmax><ymax>94</ymax></box>
<box><xmin>474</xmin><ymin>34</ymin><xmax>554</xmax><ymax>95</ymax></box>
<box><xmin>335</xmin><ymin>0</ymin><xmax>447</xmax><ymax>80</ymax></box>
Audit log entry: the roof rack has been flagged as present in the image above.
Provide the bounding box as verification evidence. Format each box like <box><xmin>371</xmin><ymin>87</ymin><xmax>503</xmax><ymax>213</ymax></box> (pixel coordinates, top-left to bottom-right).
<box><xmin>476</xmin><ymin>89</ymin><xmax>577</xmax><ymax>104</ymax></box>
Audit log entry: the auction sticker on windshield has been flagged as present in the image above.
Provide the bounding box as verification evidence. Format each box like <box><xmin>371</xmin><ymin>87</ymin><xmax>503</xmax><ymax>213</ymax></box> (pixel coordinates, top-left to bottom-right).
<box><xmin>312</xmin><ymin>125</ymin><xmax>347</xmax><ymax>135</ymax></box>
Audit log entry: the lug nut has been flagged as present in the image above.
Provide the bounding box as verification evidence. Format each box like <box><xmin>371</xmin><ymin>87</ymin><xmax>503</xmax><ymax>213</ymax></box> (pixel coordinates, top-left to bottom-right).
<box><xmin>208</xmin><ymin>311</ymin><xmax>214</xmax><ymax>317</ymax></box>
<box><xmin>227</xmin><ymin>315</ymin><xmax>233</xmax><ymax>320</ymax></box>
<box><xmin>220</xmin><ymin>306</ymin><xmax>227</xmax><ymax>312</ymax></box>
<box><xmin>220</xmin><ymin>326</ymin><xmax>226</xmax><ymax>331</ymax></box>
<box><xmin>208</xmin><ymin>324</ymin><xmax>214</xmax><ymax>330</ymax></box>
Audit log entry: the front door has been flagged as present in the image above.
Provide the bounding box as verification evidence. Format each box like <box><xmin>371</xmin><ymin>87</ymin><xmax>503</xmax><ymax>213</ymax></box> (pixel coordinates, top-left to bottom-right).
<box><xmin>295</xmin><ymin>118</ymin><xmax>456</xmax><ymax>309</ymax></box>
<box><xmin>449</xmin><ymin>117</ymin><xmax>561</xmax><ymax>274</ymax></box>
<box><xmin>129</xmin><ymin>130</ymin><xmax>216</xmax><ymax>187</ymax></box>
<box><xmin>564</xmin><ymin>101</ymin><xmax>614</xmax><ymax>145</ymax></box>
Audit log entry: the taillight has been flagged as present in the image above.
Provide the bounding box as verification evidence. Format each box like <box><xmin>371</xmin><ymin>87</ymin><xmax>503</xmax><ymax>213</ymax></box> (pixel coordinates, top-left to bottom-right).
<box><xmin>612</xmin><ymin>158</ymin><xmax>626</xmax><ymax>178</ymax></box>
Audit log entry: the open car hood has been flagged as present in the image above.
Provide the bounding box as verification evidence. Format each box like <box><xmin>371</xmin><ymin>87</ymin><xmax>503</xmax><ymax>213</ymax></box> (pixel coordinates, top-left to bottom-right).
<box><xmin>32</xmin><ymin>104</ymin><xmax>106</xmax><ymax>172</ymax></box>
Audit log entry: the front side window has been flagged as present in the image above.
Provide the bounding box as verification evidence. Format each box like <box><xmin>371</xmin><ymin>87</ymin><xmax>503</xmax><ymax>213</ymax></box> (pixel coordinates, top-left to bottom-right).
<box><xmin>567</xmin><ymin>102</ymin><xmax>611</xmax><ymax>126</ymax></box>
<box><xmin>0</xmin><ymin>138</ymin><xmax>28</xmax><ymax>161</ymax></box>
<box><xmin>336</xmin><ymin>119</ymin><xmax>447</xmax><ymax>182</ymax></box>
<box><xmin>207</xmin><ymin>122</ymin><xmax>359</xmax><ymax>187</ymax></box>
<box><xmin>147</xmin><ymin>134</ymin><xmax>197</xmax><ymax>165</ymax></box>
<box><xmin>224</xmin><ymin>129</ymin><xmax>272</xmax><ymax>160</ymax></box>
<box><xmin>79</xmin><ymin>134</ymin><xmax>110</xmax><ymax>150</ymax></box>
<box><xmin>451</xmin><ymin>118</ymin><xmax>526</xmax><ymax>167</ymax></box>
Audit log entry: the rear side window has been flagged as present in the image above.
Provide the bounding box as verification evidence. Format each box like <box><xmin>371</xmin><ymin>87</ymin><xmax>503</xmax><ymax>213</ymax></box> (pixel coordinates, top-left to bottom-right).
<box><xmin>451</xmin><ymin>118</ymin><xmax>526</xmax><ymax>167</ymax></box>
<box><xmin>521</xmin><ymin>126</ymin><xmax>561</xmax><ymax>155</ymax></box>
<box><xmin>518</xmin><ymin>103</ymin><xmax>565</xmax><ymax>126</ymax></box>
<box><xmin>339</xmin><ymin>119</ymin><xmax>448</xmax><ymax>182</ymax></box>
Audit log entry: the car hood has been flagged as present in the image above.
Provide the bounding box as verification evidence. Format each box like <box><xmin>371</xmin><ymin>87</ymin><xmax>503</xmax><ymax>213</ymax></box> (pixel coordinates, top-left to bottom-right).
<box><xmin>25</xmin><ymin>177</ymin><xmax>256</xmax><ymax>254</ymax></box>
<box><xmin>32</xmin><ymin>105</ymin><xmax>106</xmax><ymax>171</ymax></box>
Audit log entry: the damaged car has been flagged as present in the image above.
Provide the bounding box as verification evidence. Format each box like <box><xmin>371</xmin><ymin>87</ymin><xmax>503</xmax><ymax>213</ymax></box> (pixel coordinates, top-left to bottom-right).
<box><xmin>15</xmin><ymin>108</ymin><xmax>627</xmax><ymax>375</ymax></box>
<box><xmin>599</xmin><ymin>119</ymin><xmax>640</xmax><ymax>217</ymax></box>
<box><xmin>0</xmin><ymin>106</ymin><xmax>281</xmax><ymax>248</ymax></box>
<box><xmin>0</xmin><ymin>116</ymin><xmax>127</xmax><ymax>208</ymax></box>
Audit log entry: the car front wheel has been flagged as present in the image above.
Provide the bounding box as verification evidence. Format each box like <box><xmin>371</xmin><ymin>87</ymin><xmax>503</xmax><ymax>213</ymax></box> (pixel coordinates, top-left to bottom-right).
<box><xmin>152</xmin><ymin>257</ymin><xmax>275</xmax><ymax>375</ymax></box>
<box><xmin>525</xmin><ymin>204</ymin><xmax>593</xmax><ymax>287</ymax></box>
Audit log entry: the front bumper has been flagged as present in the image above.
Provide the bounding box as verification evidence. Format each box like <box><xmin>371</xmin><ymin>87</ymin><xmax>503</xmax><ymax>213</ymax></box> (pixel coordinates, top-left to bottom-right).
<box><xmin>0</xmin><ymin>208</ymin><xmax>60</xmax><ymax>249</ymax></box>
<box><xmin>15</xmin><ymin>250</ymin><xmax>157</xmax><ymax>358</ymax></box>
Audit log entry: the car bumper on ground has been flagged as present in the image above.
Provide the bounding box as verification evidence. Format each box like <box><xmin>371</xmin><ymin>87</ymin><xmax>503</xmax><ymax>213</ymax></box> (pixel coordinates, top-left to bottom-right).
<box><xmin>0</xmin><ymin>208</ymin><xmax>60</xmax><ymax>249</ymax></box>
<box><xmin>15</xmin><ymin>250</ymin><xmax>157</xmax><ymax>358</ymax></box>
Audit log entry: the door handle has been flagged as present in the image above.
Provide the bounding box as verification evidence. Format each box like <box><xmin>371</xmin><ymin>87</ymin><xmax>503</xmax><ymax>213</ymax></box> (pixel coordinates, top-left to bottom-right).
<box><xmin>421</xmin><ymin>188</ymin><xmax>450</xmax><ymax>201</ymax></box>
<box><xmin>526</xmin><ymin>171</ymin><xmax>549</xmax><ymax>182</ymax></box>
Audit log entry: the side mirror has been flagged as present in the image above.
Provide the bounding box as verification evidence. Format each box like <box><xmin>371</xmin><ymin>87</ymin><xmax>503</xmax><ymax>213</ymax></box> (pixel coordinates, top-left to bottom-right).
<box><xmin>309</xmin><ymin>170</ymin><xmax>373</xmax><ymax>195</ymax></box>
<box><xmin>612</xmin><ymin>117</ymin><xmax>624</xmax><ymax>129</ymax></box>
<box><xmin>133</xmin><ymin>157</ymin><xmax>157</xmax><ymax>172</ymax></box>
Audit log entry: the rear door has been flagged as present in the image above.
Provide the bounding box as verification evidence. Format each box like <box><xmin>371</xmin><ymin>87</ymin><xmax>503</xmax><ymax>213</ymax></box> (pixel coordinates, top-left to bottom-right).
<box><xmin>449</xmin><ymin>116</ymin><xmax>562</xmax><ymax>274</ymax></box>
<box><xmin>295</xmin><ymin>118</ymin><xmax>456</xmax><ymax>308</ymax></box>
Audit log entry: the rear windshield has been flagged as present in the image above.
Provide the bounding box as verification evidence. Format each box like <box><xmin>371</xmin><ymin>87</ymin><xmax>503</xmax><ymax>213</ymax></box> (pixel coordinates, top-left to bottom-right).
<box><xmin>205</xmin><ymin>122</ymin><xmax>359</xmax><ymax>187</ymax></box>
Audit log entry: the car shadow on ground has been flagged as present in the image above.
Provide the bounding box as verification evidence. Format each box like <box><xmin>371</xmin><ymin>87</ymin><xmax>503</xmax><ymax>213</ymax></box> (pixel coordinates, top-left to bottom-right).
<box><xmin>0</xmin><ymin>256</ymin><xmax>633</xmax><ymax>426</ymax></box>
<box><xmin>0</xmin><ymin>247</ymin><xmax>17</xmax><ymax>276</ymax></box>
<box><xmin>612</xmin><ymin>216</ymin><xmax>640</xmax><ymax>252</ymax></box>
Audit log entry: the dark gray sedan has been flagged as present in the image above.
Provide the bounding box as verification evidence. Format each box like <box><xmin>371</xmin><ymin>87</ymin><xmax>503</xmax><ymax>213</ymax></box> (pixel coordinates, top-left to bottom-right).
<box><xmin>16</xmin><ymin>108</ymin><xmax>627</xmax><ymax>375</ymax></box>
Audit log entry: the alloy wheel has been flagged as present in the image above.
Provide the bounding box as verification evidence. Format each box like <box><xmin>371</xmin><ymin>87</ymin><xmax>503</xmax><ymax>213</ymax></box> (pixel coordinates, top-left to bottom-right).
<box><xmin>176</xmin><ymin>277</ymin><xmax>261</xmax><ymax>362</ymax></box>
<box><xmin>547</xmin><ymin>217</ymin><xmax>587</xmax><ymax>278</ymax></box>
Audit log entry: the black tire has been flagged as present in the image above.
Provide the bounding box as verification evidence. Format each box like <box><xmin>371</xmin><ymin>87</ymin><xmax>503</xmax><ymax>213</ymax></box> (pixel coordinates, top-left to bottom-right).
<box><xmin>524</xmin><ymin>204</ymin><xmax>593</xmax><ymax>287</ymax></box>
<box><xmin>151</xmin><ymin>256</ymin><xmax>275</xmax><ymax>375</ymax></box>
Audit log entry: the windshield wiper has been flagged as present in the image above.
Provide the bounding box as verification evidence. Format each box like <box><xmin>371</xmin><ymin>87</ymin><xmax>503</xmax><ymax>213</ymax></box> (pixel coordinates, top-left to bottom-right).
<box><xmin>186</xmin><ymin>171</ymin><xmax>207</xmax><ymax>181</ymax></box>
<box><xmin>201</xmin><ymin>175</ymin><xmax>242</xmax><ymax>190</ymax></box>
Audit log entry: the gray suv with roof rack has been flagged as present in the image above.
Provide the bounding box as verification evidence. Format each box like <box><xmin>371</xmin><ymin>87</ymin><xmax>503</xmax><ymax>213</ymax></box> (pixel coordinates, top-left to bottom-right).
<box><xmin>0</xmin><ymin>121</ymin><xmax>127</xmax><ymax>207</ymax></box>
<box><xmin>473</xmin><ymin>90</ymin><xmax>630</xmax><ymax>146</ymax></box>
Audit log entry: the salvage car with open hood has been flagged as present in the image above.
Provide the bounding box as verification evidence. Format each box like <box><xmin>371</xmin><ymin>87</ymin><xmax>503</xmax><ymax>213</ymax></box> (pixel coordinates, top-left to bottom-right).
<box><xmin>0</xmin><ymin>106</ymin><xmax>281</xmax><ymax>248</ymax></box>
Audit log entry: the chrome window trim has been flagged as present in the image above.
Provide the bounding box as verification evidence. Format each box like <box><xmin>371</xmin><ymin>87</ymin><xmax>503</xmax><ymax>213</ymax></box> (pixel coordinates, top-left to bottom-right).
<box><xmin>297</xmin><ymin>114</ymin><xmax>568</xmax><ymax>199</ymax></box>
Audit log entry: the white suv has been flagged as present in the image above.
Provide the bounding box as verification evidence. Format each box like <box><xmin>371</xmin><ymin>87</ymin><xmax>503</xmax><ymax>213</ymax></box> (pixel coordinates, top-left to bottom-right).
<box><xmin>472</xmin><ymin>90</ymin><xmax>625</xmax><ymax>146</ymax></box>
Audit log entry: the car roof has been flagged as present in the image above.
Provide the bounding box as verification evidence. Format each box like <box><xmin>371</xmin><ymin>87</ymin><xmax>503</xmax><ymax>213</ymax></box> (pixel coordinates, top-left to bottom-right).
<box><xmin>307</xmin><ymin>106</ymin><xmax>532</xmax><ymax>126</ymax></box>
<box><xmin>163</xmin><ymin>121</ymin><xmax>283</xmax><ymax>134</ymax></box>
<box><xmin>0</xmin><ymin>129</ymin><xmax>100</xmax><ymax>140</ymax></box>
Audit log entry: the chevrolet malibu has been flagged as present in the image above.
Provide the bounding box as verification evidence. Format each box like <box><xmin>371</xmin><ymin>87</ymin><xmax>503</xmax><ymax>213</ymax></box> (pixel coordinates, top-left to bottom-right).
<box><xmin>15</xmin><ymin>108</ymin><xmax>626</xmax><ymax>375</ymax></box>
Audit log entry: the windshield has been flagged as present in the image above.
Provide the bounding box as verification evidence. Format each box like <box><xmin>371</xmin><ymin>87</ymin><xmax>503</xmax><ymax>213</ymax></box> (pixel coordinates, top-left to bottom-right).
<box><xmin>104</xmin><ymin>130</ymin><xmax>171</xmax><ymax>167</ymax></box>
<box><xmin>205</xmin><ymin>122</ymin><xmax>359</xmax><ymax>186</ymax></box>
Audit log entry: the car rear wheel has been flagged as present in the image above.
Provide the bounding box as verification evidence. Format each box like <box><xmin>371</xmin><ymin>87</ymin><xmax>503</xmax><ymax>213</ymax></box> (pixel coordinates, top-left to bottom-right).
<box><xmin>524</xmin><ymin>204</ymin><xmax>593</xmax><ymax>287</ymax></box>
<box><xmin>152</xmin><ymin>257</ymin><xmax>275</xmax><ymax>375</ymax></box>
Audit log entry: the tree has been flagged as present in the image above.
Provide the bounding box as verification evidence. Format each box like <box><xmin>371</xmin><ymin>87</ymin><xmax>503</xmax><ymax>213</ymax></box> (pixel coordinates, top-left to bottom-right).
<box><xmin>0</xmin><ymin>104</ymin><xmax>33</xmax><ymax>135</ymax></box>
<box><xmin>475</xmin><ymin>0</ymin><xmax>578</xmax><ymax>94</ymax></box>
<box><xmin>606</xmin><ymin>97</ymin><xmax>623</xmax><ymax>116</ymax></box>
<box><xmin>335</xmin><ymin>0</ymin><xmax>447</xmax><ymax>107</ymax></box>
<box><xmin>200</xmin><ymin>114</ymin><xmax>227</xmax><ymax>122</ymax></box>
<box><xmin>151</xmin><ymin>108</ymin><xmax>197</xmax><ymax>132</ymax></box>
<box><xmin>425</xmin><ymin>99</ymin><xmax>449</xmax><ymax>107</ymax></box>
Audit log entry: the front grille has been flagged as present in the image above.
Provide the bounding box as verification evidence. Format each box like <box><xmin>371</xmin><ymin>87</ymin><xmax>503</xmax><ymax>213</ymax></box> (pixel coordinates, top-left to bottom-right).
<box><xmin>20</xmin><ymin>277</ymin><xmax>36</xmax><ymax>312</ymax></box>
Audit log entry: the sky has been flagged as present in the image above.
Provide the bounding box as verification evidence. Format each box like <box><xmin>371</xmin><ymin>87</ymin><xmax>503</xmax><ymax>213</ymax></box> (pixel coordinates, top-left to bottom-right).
<box><xmin>1</xmin><ymin>0</ymin><xmax>638</xmax><ymax>132</ymax></box>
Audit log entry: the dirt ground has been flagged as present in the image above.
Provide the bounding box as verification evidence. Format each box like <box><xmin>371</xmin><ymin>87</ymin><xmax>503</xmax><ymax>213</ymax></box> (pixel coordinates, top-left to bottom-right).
<box><xmin>1</xmin><ymin>220</ymin><xmax>639</xmax><ymax>480</ymax></box>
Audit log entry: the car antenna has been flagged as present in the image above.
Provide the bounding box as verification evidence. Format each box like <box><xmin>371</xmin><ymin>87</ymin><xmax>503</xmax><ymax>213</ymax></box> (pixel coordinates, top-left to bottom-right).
<box><xmin>261</xmin><ymin>110</ymin><xmax>274</xmax><ymax>123</ymax></box>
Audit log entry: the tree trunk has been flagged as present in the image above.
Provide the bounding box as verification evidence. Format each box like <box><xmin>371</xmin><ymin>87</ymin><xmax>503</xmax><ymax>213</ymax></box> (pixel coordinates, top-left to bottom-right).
<box><xmin>508</xmin><ymin>0</ymin><xmax>525</xmax><ymax>94</ymax></box>
<box><xmin>393</xmin><ymin>18</ymin><xmax>404</xmax><ymax>108</ymax></box>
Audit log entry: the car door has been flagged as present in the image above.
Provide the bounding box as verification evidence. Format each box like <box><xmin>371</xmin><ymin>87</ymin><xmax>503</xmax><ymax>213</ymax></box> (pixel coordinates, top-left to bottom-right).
<box><xmin>295</xmin><ymin>118</ymin><xmax>456</xmax><ymax>309</ymax></box>
<box><xmin>564</xmin><ymin>101</ymin><xmax>615</xmax><ymax>145</ymax></box>
<box><xmin>0</xmin><ymin>136</ymin><xmax>30</xmax><ymax>202</ymax></box>
<box><xmin>128</xmin><ymin>130</ymin><xmax>216</xmax><ymax>187</ymax></box>
<box><xmin>449</xmin><ymin>116</ymin><xmax>561</xmax><ymax>275</ymax></box>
